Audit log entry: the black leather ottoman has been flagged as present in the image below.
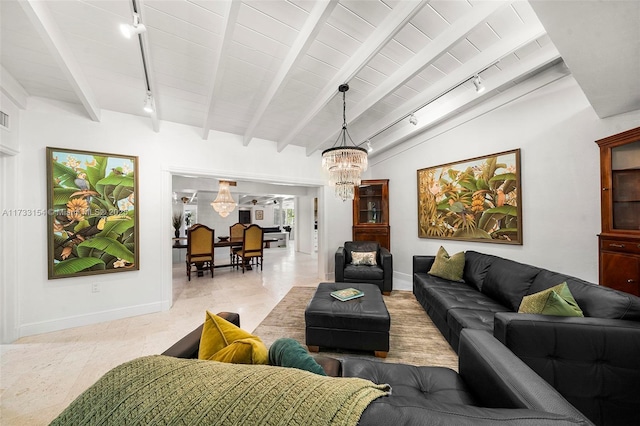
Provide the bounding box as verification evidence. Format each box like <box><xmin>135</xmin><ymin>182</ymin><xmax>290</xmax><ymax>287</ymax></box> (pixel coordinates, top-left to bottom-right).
<box><xmin>305</xmin><ymin>282</ymin><xmax>390</xmax><ymax>358</ymax></box>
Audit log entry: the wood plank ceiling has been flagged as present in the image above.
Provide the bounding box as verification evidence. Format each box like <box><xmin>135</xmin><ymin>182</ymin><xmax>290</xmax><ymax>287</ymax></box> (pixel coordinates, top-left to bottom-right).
<box><xmin>0</xmin><ymin>0</ymin><xmax>593</xmax><ymax>158</ymax></box>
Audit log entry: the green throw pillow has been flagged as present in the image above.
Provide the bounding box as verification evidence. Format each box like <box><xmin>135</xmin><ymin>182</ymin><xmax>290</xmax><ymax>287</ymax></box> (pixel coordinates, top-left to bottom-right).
<box><xmin>428</xmin><ymin>246</ymin><xmax>465</xmax><ymax>282</ymax></box>
<box><xmin>268</xmin><ymin>338</ymin><xmax>326</xmax><ymax>375</ymax></box>
<box><xmin>518</xmin><ymin>282</ymin><xmax>584</xmax><ymax>317</ymax></box>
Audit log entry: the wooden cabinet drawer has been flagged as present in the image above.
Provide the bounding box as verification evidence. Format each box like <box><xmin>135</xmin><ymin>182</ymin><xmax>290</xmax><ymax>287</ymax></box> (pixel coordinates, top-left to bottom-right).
<box><xmin>600</xmin><ymin>239</ymin><xmax>640</xmax><ymax>255</ymax></box>
<box><xmin>600</xmin><ymin>252</ymin><xmax>640</xmax><ymax>296</ymax></box>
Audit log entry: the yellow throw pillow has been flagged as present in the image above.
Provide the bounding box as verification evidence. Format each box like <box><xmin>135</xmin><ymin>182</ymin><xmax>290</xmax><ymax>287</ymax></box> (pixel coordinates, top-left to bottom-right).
<box><xmin>210</xmin><ymin>337</ymin><xmax>269</xmax><ymax>364</ymax></box>
<box><xmin>198</xmin><ymin>311</ymin><xmax>265</xmax><ymax>362</ymax></box>
<box><xmin>518</xmin><ymin>282</ymin><xmax>584</xmax><ymax>317</ymax></box>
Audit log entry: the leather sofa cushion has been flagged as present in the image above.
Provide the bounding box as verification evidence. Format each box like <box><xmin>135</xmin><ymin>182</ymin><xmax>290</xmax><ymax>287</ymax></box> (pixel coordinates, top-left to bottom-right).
<box><xmin>462</xmin><ymin>251</ymin><xmax>498</xmax><ymax>291</ymax></box>
<box><xmin>494</xmin><ymin>312</ymin><xmax>640</xmax><ymax>426</ymax></box>
<box><xmin>342</xmin><ymin>358</ymin><xmax>476</xmax><ymax>405</ymax></box>
<box><xmin>530</xmin><ymin>269</ymin><xmax>640</xmax><ymax>320</ymax></box>
<box><xmin>343</xmin><ymin>264</ymin><xmax>384</xmax><ymax>281</ymax></box>
<box><xmin>447</xmin><ymin>308</ymin><xmax>499</xmax><ymax>353</ymax></box>
<box><xmin>481</xmin><ymin>258</ymin><xmax>541</xmax><ymax>311</ymax></box>
<box><xmin>448</xmin><ymin>308</ymin><xmax>497</xmax><ymax>336</ymax></box>
<box><xmin>414</xmin><ymin>272</ymin><xmax>469</xmax><ymax>290</ymax></box>
<box><xmin>359</xmin><ymin>397</ymin><xmax>591</xmax><ymax>426</ymax></box>
<box><xmin>426</xmin><ymin>284</ymin><xmax>509</xmax><ymax>313</ymax></box>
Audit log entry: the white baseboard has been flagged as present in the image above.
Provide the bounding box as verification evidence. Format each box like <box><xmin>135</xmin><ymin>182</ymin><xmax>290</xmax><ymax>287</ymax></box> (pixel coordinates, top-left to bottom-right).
<box><xmin>393</xmin><ymin>271</ymin><xmax>412</xmax><ymax>291</ymax></box>
<box><xmin>18</xmin><ymin>302</ymin><xmax>166</xmax><ymax>339</ymax></box>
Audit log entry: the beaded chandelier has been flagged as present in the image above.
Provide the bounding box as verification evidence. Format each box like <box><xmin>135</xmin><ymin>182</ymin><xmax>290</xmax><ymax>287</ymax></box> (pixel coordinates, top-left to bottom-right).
<box><xmin>321</xmin><ymin>84</ymin><xmax>368</xmax><ymax>201</ymax></box>
<box><xmin>211</xmin><ymin>180</ymin><xmax>236</xmax><ymax>218</ymax></box>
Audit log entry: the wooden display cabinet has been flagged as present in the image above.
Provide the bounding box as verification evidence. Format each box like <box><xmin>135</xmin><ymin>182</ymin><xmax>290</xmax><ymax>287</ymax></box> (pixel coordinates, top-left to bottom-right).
<box><xmin>596</xmin><ymin>126</ymin><xmax>640</xmax><ymax>296</ymax></box>
<box><xmin>352</xmin><ymin>179</ymin><xmax>390</xmax><ymax>250</ymax></box>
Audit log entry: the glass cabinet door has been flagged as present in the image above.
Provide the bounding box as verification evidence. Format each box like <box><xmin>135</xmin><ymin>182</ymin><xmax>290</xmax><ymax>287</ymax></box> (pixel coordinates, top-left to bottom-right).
<box><xmin>610</xmin><ymin>140</ymin><xmax>640</xmax><ymax>231</ymax></box>
<box><xmin>357</xmin><ymin>183</ymin><xmax>385</xmax><ymax>224</ymax></box>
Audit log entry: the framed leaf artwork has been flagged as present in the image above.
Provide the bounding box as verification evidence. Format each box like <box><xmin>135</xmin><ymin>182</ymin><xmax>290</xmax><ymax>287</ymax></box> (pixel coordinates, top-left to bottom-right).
<box><xmin>417</xmin><ymin>149</ymin><xmax>522</xmax><ymax>245</ymax></box>
<box><xmin>46</xmin><ymin>147</ymin><xmax>139</xmax><ymax>279</ymax></box>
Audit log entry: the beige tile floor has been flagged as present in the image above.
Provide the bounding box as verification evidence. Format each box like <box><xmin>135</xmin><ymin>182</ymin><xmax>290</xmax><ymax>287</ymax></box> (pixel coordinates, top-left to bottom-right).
<box><xmin>1</xmin><ymin>246</ymin><xmax>319</xmax><ymax>426</ymax></box>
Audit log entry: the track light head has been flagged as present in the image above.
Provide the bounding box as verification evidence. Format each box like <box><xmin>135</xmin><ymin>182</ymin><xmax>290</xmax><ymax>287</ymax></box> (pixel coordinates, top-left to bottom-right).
<box><xmin>120</xmin><ymin>13</ymin><xmax>146</xmax><ymax>39</ymax></box>
<box><xmin>473</xmin><ymin>74</ymin><xmax>485</xmax><ymax>93</ymax></box>
<box><xmin>365</xmin><ymin>140</ymin><xmax>373</xmax><ymax>153</ymax></box>
<box><xmin>409</xmin><ymin>113</ymin><xmax>418</xmax><ymax>126</ymax></box>
<box><xmin>143</xmin><ymin>92</ymin><xmax>154</xmax><ymax>113</ymax></box>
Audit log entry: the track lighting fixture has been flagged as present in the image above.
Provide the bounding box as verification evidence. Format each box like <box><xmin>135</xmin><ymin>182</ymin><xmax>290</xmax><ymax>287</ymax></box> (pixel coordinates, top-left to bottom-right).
<box><xmin>473</xmin><ymin>74</ymin><xmax>485</xmax><ymax>93</ymax></box>
<box><xmin>409</xmin><ymin>113</ymin><xmax>418</xmax><ymax>126</ymax></box>
<box><xmin>143</xmin><ymin>92</ymin><xmax>154</xmax><ymax>113</ymax></box>
<box><xmin>365</xmin><ymin>140</ymin><xmax>373</xmax><ymax>153</ymax></box>
<box><xmin>120</xmin><ymin>13</ymin><xmax>146</xmax><ymax>39</ymax></box>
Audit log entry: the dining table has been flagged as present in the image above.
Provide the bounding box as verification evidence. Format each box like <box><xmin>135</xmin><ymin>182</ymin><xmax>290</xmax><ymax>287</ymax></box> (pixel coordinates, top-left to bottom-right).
<box><xmin>172</xmin><ymin>236</ymin><xmax>279</xmax><ymax>274</ymax></box>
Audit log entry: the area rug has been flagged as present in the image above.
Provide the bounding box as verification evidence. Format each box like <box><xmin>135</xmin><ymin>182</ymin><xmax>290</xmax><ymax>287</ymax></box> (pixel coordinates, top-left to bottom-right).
<box><xmin>253</xmin><ymin>286</ymin><xmax>458</xmax><ymax>370</ymax></box>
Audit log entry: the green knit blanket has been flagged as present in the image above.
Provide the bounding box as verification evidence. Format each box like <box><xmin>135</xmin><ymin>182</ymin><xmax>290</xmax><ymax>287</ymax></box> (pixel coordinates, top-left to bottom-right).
<box><xmin>50</xmin><ymin>355</ymin><xmax>389</xmax><ymax>426</ymax></box>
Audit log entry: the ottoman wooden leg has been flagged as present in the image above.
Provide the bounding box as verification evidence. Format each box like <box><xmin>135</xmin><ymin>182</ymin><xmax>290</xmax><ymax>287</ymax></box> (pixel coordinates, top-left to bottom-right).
<box><xmin>374</xmin><ymin>351</ymin><xmax>388</xmax><ymax>358</ymax></box>
<box><xmin>308</xmin><ymin>345</ymin><xmax>320</xmax><ymax>353</ymax></box>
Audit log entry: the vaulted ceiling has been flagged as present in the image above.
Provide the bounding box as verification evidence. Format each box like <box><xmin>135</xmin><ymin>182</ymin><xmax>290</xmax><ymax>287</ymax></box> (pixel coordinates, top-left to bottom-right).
<box><xmin>1</xmin><ymin>1</ymin><xmax>638</xmax><ymax>159</ymax></box>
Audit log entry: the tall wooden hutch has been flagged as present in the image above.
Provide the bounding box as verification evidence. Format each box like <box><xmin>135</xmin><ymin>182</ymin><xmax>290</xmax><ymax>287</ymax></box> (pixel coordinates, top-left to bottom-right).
<box><xmin>596</xmin><ymin>126</ymin><xmax>640</xmax><ymax>296</ymax></box>
<box><xmin>352</xmin><ymin>179</ymin><xmax>390</xmax><ymax>250</ymax></box>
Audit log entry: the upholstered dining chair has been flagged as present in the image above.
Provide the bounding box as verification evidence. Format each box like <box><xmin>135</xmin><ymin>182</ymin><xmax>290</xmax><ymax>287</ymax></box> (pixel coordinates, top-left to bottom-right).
<box><xmin>229</xmin><ymin>222</ymin><xmax>246</xmax><ymax>268</ymax></box>
<box><xmin>186</xmin><ymin>224</ymin><xmax>215</xmax><ymax>281</ymax></box>
<box><xmin>236</xmin><ymin>224</ymin><xmax>264</xmax><ymax>273</ymax></box>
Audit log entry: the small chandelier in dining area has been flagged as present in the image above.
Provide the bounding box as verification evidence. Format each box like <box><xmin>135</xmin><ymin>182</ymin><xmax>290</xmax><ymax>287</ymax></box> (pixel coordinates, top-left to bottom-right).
<box><xmin>321</xmin><ymin>84</ymin><xmax>368</xmax><ymax>201</ymax></box>
<box><xmin>211</xmin><ymin>180</ymin><xmax>237</xmax><ymax>218</ymax></box>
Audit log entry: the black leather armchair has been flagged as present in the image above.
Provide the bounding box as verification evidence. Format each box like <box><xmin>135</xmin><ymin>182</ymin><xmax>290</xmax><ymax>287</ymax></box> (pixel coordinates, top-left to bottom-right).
<box><xmin>335</xmin><ymin>241</ymin><xmax>392</xmax><ymax>295</ymax></box>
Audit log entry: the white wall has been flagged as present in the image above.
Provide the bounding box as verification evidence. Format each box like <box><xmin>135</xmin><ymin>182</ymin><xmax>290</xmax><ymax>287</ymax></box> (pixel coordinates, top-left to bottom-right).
<box><xmin>5</xmin><ymin>75</ymin><xmax>639</xmax><ymax>342</ymax></box>
<box><xmin>1</xmin><ymin>97</ymin><xmax>341</xmax><ymax>342</ymax></box>
<box><xmin>368</xmin><ymin>75</ymin><xmax>640</xmax><ymax>290</ymax></box>
<box><xmin>296</xmin><ymin>195</ymin><xmax>315</xmax><ymax>255</ymax></box>
<box><xmin>1</xmin><ymin>92</ymin><xmax>21</xmax><ymax>342</ymax></box>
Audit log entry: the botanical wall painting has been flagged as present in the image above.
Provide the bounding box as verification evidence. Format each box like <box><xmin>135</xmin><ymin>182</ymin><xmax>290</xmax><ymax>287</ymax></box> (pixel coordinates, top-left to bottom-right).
<box><xmin>47</xmin><ymin>147</ymin><xmax>139</xmax><ymax>279</ymax></box>
<box><xmin>417</xmin><ymin>149</ymin><xmax>522</xmax><ymax>244</ymax></box>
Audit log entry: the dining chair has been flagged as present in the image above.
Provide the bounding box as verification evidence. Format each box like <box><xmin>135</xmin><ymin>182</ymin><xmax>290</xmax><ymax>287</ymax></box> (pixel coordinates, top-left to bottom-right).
<box><xmin>236</xmin><ymin>224</ymin><xmax>264</xmax><ymax>273</ymax></box>
<box><xmin>229</xmin><ymin>222</ymin><xmax>246</xmax><ymax>268</ymax></box>
<box><xmin>185</xmin><ymin>224</ymin><xmax>215</xmax><ymax>281</ymax></box>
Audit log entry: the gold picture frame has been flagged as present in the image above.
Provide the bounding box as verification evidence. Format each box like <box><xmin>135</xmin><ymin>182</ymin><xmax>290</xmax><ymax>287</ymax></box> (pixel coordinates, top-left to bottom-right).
<box><xmin>417</xmin><ymin>149</ymin><xmax>522</xmax><ymax>245</ymax></box>
<box><xmin>255</xmin><ymin>210</ymin><xmax>264</xmax><ymax>220</ymax></box>
<box><xmin>46</xmin><ymin>147</ymin><xmax>139</xmax><ymax>279</ymax></box>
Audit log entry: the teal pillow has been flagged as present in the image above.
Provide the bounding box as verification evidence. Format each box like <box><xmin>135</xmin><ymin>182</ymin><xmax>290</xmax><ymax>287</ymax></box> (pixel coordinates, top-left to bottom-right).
<box><xmin>518</xmin><ymin>282</ymin><xmax>584</xmax><ymax>317</ymax></box>
<box><xmin>268</xmin><ymin>338</ymin><xmax>326</xmax><ymax>375</ymax></box>
<box><xmin>428</xmin><ymin>246</ymin><xmax>465</xmax><ymax>282</ymax></box>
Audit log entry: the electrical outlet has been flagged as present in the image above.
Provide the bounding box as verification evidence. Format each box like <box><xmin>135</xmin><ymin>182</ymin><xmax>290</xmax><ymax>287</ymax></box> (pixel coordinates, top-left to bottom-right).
<box><xmin>91</xmin><ymin>283</ymin><xmax>100</xmax><ymax>293</ymax></box>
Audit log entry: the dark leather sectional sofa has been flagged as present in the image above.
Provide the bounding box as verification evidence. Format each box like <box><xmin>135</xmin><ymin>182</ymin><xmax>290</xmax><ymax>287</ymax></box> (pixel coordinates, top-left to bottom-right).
<box><xmin>413</xmin><ymin>250</ymin><xmax>640</xmax><ymax>426</ymax></box>
<box><xmin>164</xmin><ymin>313</ymin><xmax>593</xmax><ymax>425</ymax></box>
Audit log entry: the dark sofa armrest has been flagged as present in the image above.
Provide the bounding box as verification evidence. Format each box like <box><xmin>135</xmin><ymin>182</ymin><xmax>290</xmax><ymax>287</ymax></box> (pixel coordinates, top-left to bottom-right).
<box><xmin>493</xmin><ymin>312</ymin><xmax>640</xmax><ymax>425</ymax></box>
<box><xmin>379</xmin><ymin>247</ymin><xmax>392</xmax><ymax>292</ymax></box>
<box><xmin>161</xmin><ymin>312</ymin><xmax>240</xmax><ymax>359</ymax></box>
<box><xmin>413</xmin><ymin>255</ymin><xmax>435</xmax><ymax>275</ymax></box>
<box><xmin>335</xmin><ymin>246</ymin><xmax>346</xmax><ymax>282</ymax></box>
<box><xmin>459</xmin><ymin>329</ymin><xmax>591</xmax><ymax>423</ymax></box>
